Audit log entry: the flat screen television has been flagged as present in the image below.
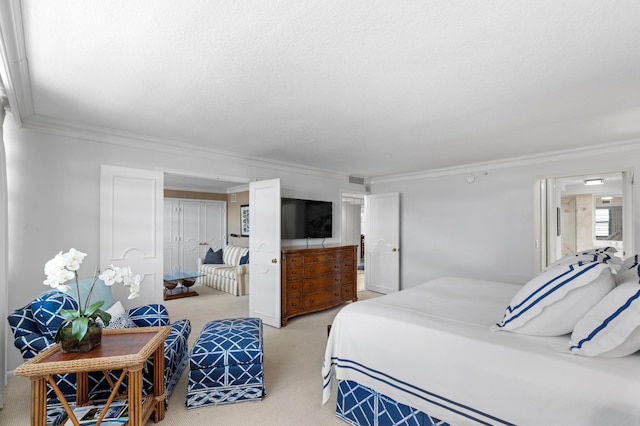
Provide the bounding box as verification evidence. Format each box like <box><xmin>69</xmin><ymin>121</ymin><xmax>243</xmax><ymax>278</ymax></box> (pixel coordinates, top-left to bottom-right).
<box><xmin>281</xmin><ymin>197</ymin><xmax>332</xmax><ymax>239</ymax></box>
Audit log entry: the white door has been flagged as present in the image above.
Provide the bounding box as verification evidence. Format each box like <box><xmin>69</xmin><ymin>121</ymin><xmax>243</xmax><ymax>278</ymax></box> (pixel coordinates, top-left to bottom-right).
<box><xmin>249</xmin><ymin>179</ymin><xmax>281</xmax><ymax>328</ymax></box>
<box><xmin>163</xmin><ymin>199</ymin><xmax>180</xmax><ymax>273</ymax></box>
<box><xmin>164</xmin><ymin>199</ymin><xmax>226</xmax><ymax>272</ymax></box>
<box><xmin>201</xmin><ymin>200</ymin><xmax>226</xmax><ymax>255</ymax></box>
<box><xmin>180</xmin><ymin>200</ymin><xmax>202</xmax><ymax>272</ymax></box>
<box><xmin>100</xmin><ymin>165</ymin><xmax>164</xmax><ymax>307</ymax></box>
<box><xmin>365</xmin><ymin>192</ymin><xmax>400</xmax><ymax>294</ymax></box>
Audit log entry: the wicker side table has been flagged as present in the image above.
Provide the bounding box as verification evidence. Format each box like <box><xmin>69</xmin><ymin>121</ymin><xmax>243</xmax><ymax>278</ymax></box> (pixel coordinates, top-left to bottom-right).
<box><xmin>15</xmin><ymin>326</ymin><xmax>171</xmax><ymax>426</ymax></box>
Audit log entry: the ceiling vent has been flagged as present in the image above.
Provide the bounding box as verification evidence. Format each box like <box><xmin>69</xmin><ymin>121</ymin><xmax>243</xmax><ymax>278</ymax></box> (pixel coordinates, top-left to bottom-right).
<box><xmin>349</xmin><ymin>175</ymin><xmax>365</xmax><ymax>185</ymax></box>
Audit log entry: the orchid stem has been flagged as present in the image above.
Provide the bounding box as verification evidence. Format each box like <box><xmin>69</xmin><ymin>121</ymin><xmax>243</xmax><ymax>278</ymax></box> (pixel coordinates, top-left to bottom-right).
<box><xmin>74</xmin><ymin>271</ymin><xmax>83</xmax><ymax>317</ymax></box>
<box><xmin>83</xmin><ymin>265</ymin><xmax>100</xmax><ymax>315</ymax></box>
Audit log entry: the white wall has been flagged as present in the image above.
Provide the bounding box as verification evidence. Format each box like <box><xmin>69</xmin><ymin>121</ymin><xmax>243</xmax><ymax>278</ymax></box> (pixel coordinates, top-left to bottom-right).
<box><xmin>370</xmin><ymin>143</ymin><xmax>640</xmax><ymax>290</ymax></box>
<box><xmin>3</xmin><ymin>116</ymin><xmax>363</xmax><ymax>372</ymax></box>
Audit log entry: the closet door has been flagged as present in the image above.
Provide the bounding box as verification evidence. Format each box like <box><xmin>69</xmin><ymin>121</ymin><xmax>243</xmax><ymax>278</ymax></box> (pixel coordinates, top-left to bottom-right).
<box><xmin>164</xmin><ymin>199</ymin><xmax>227</xmax><ymax>272</ymax></box>
<box><xmin>201</xmin><ymin>201</ymin><xmax>226</xmax><ymax>257</ymax></box>
<box><xmin>180</xmin><ymin>200</ymin><xmax>204</xmax><ymax>272</ymax></box>
<box><xmin>164</xmin><ymin>199</ymin><xmax>180</xmax><ymax>273</ymax></box>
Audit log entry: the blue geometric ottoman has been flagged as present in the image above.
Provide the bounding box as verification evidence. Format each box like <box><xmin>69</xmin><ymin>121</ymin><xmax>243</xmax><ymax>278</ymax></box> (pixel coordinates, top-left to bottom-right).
<box><xmin>186</xmin><ymin>317</ymin><xmax>265</xmax><ymax>409</ymax></box>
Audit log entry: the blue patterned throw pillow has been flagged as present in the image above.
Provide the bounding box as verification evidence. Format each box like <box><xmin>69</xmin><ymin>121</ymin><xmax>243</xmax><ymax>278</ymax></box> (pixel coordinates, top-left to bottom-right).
<box><xmin>31</xmin><ymin>291</ymin><xmax>79</xmax><ymax>339</ymax></box>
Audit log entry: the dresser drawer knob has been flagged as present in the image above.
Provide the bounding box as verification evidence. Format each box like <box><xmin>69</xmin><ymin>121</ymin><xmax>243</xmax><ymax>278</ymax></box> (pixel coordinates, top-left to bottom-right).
<box><xmin>309</xmin><ymin>269</ymin><xmax>314</xmax><ymax>273</ymax></box>
<box><xmin>292</xmin><ymin>285</ymin><xmax>297</xmax><ymax>289</ymax></box>
<box><xmin>292</xmin><ymin>302</ymin><xmax>297</xmax><ymax>306</ymax></box>
<box><xmin>309</xmin><ymin>299</ymin><xmax>314</xmax><ymax>303</ymax></box>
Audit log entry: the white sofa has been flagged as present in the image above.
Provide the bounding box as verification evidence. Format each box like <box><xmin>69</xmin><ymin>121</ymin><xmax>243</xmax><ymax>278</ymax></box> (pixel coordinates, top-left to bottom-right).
<box><xmin>197</xmin><ymin>245</ymin><xmax>249</xmax><ymax>296</ymax></box>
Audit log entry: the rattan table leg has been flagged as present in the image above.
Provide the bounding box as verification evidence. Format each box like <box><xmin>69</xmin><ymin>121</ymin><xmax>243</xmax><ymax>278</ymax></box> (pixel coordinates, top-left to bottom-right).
<box><xmin>75</xmin><ymin>371</ymin><xmax>89</xmax><ymax>405</ymax></box>
<box><xmin>31</xmin><ymin>377</ymin><xmax>47</xmax><ymax>426</ymax></box>
<box><xmin>153</xmin><ymin>343</ymin><xmax>166</xmax><ymax>421</ymax></box>
<box><xmin>128</xmin><ymin>366</ymin><xmax>143</xmax><ymax>426</ymax></box>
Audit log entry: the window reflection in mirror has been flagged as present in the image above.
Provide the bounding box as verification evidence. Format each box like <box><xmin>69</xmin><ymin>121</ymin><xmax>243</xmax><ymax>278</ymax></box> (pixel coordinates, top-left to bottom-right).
<box><xmin>594</xmin><ymin>195</ymin><xmax>622</xmax><ymax>241</ymax></box>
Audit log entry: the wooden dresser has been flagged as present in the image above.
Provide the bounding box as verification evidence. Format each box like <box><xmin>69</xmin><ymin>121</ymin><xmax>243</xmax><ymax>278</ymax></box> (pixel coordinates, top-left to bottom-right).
<box><xmin>281</xmin><ymin>245</ymin><xmax>357</xmax><ymax>326</ymax></box>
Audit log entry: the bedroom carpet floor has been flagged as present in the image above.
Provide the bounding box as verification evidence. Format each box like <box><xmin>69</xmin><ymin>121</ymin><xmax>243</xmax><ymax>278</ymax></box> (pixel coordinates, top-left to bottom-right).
<box><xmin>1</xmin><ymin>284</ymin><xmax>380</xmax><ymax>426</ymax></box>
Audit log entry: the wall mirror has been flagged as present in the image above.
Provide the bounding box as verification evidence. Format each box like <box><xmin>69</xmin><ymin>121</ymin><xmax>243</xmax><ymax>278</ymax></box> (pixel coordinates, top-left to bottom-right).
<box><xmin>535</xmin><ymin>170</ymin><xmax>634</xmax><ymax>271</ymax></box>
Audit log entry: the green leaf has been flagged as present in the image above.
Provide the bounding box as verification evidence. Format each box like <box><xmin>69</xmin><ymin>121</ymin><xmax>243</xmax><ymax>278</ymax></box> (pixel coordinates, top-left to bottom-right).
<box><xmin>72</xmin><ymin>317</ymin><xmax>89</xmax><ymax>341</ymax></box>
<box><xmin>59</xmin><ymin>309</ymin><xmax>80</xmax><ymax>320</ymax></box>
<box><xmin>54</xmin><ymin>319</ymin><xmax>72</xmax><ymax>343</ymax></box>
<box><xmin>84</xmin><ymin>300</ymin><xmax>105</xmax><ymax>317</ymax></box>
<box><xmin>93</xmin><ymin>309</ymin><xmax>111</xmax><ymax>326</ymax></box>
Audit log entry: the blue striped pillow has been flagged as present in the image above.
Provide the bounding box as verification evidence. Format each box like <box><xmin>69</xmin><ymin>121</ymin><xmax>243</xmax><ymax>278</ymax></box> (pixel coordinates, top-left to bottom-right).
<box><xmin>492</xmin><ymin>261</ymin><xmax>615</xmax><ymax>336</ymax></box>
<box><xmin>569</xmin><ymin>281</ymin><xmax>640</xmax><ymax>357</ymax></box>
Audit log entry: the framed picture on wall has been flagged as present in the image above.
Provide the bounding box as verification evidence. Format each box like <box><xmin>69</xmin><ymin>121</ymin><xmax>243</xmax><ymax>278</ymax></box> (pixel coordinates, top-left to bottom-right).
<box><xmin>241</xmin><ymin>205</ymin><xmax>250</xmax><ymax>237</ymax></box>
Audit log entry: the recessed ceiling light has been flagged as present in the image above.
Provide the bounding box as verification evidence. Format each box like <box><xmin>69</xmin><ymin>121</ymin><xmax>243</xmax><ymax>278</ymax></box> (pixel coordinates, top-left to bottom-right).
<box><xmin>584</xmin><ymin>179</ymin><xmax>604</xmax><ymax>186</ymax></box>
<box><xmin>601</xmin><ymin>196</ymin><xmax>613</xmax><ymax>201</ymax></box>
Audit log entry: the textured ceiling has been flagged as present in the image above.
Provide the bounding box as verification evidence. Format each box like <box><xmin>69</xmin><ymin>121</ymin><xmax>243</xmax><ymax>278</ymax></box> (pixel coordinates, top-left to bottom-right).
<box><xmin>4</xmin><ymin>1</ymin><xmax>640</xmax><ymax>177</ymax></box>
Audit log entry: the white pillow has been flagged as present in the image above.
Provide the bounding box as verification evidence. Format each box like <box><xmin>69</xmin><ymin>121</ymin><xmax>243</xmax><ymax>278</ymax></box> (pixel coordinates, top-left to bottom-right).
<box><xmin>545</xmin><ymin>248</ymin><xmax>619</xmax><ymax>271</ymax></box>
<box><xmin>614</xmin><ymin>255</ymin><xmax>639</xmax><ymax>285</ymax></box>
<box><xmin>101</xmin><ymin>301</ymin><xmax>136</xmax><ymax>329</ymax></box>
<box><xmin>492</xmin><ymin>261</ymin><xmax>615</xmax><ymax>336</ymax></box>
<box><xmin>569</xmin><ymin>282</ymin><xmax>640</xmax><ymax>357</ymax></box>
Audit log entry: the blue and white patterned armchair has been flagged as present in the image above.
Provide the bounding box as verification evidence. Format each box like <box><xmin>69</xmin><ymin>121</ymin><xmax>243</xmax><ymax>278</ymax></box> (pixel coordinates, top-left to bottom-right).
<box><xmin>7</xmin><ymin>290</ymin><xmax>191</xmax><ymax>425</ymax></box>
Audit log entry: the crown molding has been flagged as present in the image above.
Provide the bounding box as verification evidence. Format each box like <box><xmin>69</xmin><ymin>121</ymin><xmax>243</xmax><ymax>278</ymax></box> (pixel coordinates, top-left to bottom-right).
<box><xmin>21</xmin><ymin>114</ymin><xmax>352</xmax><ymax>181</ymax></box>
<box><xmin>370</xmin><ymin>138</ymin><xmax>640</xmax><ymax>185</ymax></box>
<box><xmin>0</xmin><ymin>0</ymin><xmax>34</xmax><ymax>126</ymax></box>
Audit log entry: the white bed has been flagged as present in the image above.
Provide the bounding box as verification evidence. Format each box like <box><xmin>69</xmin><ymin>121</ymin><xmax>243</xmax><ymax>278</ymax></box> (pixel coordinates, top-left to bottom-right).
<box><xmin>322</xmin><ymin>276</ymin><xmax>640</xmax><ymax>425</ymax></box>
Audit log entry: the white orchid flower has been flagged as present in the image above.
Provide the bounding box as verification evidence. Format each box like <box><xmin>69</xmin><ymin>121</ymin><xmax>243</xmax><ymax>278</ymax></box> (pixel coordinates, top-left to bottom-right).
<box><xmin>63</xmin><ymin>248</ymin><xmax>86</xmax><ymax>271</ymax></box>
<box><xmin>98</xmin><ymin>268</ymin><xmax>117</xmax><ymax>286</ymax></box>
<box><xmin>128</xmin><ymin>282</ymin><xmax>140</xmax><ymax>299</ymax></box>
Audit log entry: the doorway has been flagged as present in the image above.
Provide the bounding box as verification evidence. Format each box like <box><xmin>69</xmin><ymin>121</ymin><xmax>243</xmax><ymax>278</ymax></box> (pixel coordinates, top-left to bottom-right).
<box><xmin>341</xmin><ymin>193</ymin><xmax>366</xmax><ymax>291</ymax></box>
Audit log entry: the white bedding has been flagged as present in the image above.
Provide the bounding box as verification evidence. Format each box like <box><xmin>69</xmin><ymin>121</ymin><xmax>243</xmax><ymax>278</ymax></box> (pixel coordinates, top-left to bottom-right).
<box><xmin>322</xmin><ymin>276</ymin><xmax>640</xmax><ymax>425</ymax></box>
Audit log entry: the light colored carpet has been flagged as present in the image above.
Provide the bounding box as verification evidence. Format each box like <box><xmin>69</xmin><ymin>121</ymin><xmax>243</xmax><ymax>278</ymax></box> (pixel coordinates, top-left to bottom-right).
<box><xmin>1</xmin><ymin>284</ymin><xmax>380</xmax><ymax>425</ymax></box>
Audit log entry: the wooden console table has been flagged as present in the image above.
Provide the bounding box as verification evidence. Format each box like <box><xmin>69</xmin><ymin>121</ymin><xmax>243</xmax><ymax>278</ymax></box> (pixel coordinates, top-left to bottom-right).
<box><xmin>15</xmin><ymin>326</ymin><xmax>170</xmax><ymax>426</ymax></box>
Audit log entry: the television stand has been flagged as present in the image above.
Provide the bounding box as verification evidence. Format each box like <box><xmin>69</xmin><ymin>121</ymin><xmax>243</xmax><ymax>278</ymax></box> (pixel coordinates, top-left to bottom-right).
<box><xmin>280</xmin><ymin>245</ymin><xmax>357</xmax><ymax>326</ymax></box>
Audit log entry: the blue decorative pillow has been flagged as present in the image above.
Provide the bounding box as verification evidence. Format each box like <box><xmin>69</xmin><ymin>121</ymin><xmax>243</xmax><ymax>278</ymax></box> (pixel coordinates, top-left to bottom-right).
<box><xmin>62</xmin><ymin>278</ymin><xmax>115</xmax><ymax>310</ymax></box>
<box><xmin>204</xmin><ymin>248</ymin><xmax>223</xmax><ymax>264</ymax></box>
<box><xmin>492</xmin><ymin>261</ymin><xmax>615</xmax><ymax>336</ymax></box>
<box><xmin>239</xmin><ymin>251</ymin><xmax>249</xmax><ymax>265</ymax></box>
<box><xmin>128</xmin><ymin>304</ymin><xmax>170</xmax><ymax>327</ymax></box>
<box><xmin>31</xmin><ymin>291</ymin><xmax>79</xmax><ymax>339</ymax></box>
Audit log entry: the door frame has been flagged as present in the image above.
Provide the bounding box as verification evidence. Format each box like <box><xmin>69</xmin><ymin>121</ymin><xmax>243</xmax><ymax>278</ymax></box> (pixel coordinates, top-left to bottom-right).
<box><xmin>341</xmin><ymin>190</ymin><xmax>368</xmax><ymax>291</ymax></box>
